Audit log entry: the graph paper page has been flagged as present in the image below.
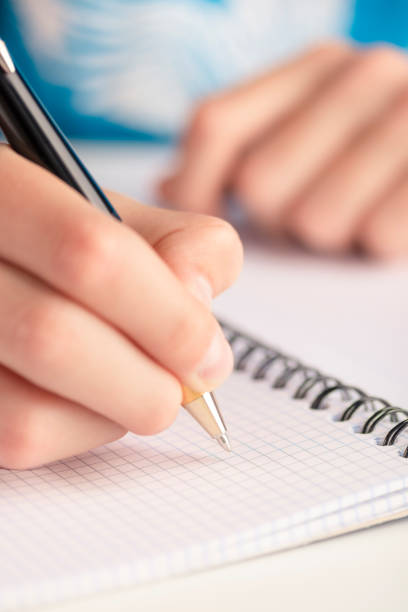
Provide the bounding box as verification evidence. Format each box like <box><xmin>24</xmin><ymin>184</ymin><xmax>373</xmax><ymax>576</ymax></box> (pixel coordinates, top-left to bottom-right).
<box><xmin>1</xmin><ymin>370</ymin><xmax>407</xmax><ymax>610</ymax></box>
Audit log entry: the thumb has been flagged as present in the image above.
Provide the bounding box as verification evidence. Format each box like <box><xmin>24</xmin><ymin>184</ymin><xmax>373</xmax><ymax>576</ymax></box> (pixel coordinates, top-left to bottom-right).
<box><xmin>108</xmin><ymin>191</ymin><xmax>243</xmax><ymax>306</ymax></box>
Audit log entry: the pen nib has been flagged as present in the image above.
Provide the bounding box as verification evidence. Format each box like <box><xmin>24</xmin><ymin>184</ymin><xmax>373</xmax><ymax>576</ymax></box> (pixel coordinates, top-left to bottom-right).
<box><xmin>216</xmin><ymin>433</ymin><xmax>232</xmax><ymax>452</ymax></box>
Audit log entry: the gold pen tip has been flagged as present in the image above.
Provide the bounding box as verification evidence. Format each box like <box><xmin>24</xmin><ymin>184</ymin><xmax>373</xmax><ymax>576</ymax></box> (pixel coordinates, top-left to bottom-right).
<box><xmin>216</xmin><ymin>433</ymin><xmax>232</xmax><ymax>452</ymax></box>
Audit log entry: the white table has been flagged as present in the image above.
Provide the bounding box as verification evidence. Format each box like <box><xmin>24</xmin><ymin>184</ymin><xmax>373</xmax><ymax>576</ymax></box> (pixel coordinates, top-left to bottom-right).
<box><xmin>42</xmin><ymin>143</ymin><xmax>408</xmax><ymax>612</ymax></box>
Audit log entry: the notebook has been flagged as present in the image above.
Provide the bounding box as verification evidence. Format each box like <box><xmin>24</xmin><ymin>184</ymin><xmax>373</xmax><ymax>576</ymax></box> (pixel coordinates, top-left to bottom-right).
<box><xmin>1</xmin><ymin>320</ymin><xmax>408</xmax><ymax>611</ymax></box>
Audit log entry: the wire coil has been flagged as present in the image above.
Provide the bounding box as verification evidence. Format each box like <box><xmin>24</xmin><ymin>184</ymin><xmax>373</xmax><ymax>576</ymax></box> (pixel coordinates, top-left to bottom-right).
<box><xmin>220</xmin><ymin>319</ymin><xmax>408</xmax><ymax>458</ymax></box>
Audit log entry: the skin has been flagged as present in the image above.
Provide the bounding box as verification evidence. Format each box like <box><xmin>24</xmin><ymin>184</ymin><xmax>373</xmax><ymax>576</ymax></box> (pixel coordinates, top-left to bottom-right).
<box><xmin>0</xmin><ymin>146</ymin><xmax>243</xmax><ymax>470</ymax></box>
<box><xmin>161</xmin><ymin>42</ymin><xmax>408</xmax><ymax>257</ymax></box>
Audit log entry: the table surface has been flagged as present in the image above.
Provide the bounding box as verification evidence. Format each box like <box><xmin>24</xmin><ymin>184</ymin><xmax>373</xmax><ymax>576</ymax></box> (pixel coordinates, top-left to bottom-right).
<box><xmin>32</xmin><ymin>144</ymin><xmax>408</xmax><ymax>612</ymax></box>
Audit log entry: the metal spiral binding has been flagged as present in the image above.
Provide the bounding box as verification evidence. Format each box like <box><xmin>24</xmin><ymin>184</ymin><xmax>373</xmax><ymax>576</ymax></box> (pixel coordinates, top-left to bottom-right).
<box><xmin>219</xmin><ymin>319</ymin><xmax>408</xmax><ymax>459</ymax></box>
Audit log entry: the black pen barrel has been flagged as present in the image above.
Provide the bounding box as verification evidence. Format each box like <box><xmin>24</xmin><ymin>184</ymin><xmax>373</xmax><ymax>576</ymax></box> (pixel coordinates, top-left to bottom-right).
<box><xmin>0</xmin><ymin>70</ymin><xmax>120</xmax><ymax>220</ymax></box>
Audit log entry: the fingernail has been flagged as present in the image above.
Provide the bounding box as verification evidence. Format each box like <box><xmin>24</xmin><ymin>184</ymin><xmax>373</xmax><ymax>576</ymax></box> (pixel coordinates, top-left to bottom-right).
<box><xmin>188</xmin><ymin>275</ymin><xmax>213</xmax><ymax>309</ymax></box>
<box><xmin>193</xmin><ymin>325</ymin><xmax>233</xmax><ymax>389</ymax></box>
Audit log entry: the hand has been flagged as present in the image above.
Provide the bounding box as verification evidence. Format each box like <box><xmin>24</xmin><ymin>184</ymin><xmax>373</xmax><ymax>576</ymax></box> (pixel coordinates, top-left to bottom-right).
<box><xmin>161</xmin><ymin>42</ymin><xmax>408</xmax><ymax>257</ymax></box>
<box><xmin>0</xmin><ymin>147</ymin><xmax>242</xmax><ymax>469</ymax></box>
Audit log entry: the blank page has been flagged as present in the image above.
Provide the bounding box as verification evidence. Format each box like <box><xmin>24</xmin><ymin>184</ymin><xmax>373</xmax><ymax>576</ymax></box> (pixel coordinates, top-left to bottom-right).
<box><xmin>1</xmin><ymin>371</ymin><xmax>407</xmax><ymax>611</ymax></box>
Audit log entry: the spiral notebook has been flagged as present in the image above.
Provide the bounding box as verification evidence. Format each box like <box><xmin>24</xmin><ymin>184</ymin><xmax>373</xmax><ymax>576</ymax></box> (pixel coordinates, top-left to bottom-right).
<box><xmin>2</xmin><ymin>321</ymin><xmax>408</xmax><ymax>611</ymax></box>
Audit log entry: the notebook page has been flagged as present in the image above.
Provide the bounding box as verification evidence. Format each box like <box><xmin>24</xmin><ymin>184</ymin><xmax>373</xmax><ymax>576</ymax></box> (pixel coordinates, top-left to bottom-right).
<box><xmin>1</xmin><ymin>370</ymin><xmax>407</xmax><ymax>611</ymax></box>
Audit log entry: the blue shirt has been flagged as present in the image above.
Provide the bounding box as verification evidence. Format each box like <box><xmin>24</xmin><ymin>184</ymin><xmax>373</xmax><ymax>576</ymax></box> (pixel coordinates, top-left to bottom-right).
<box><xmin>1</xmin><ymin>0</ymin><xmax>407</xmax><ymax>141</ymax></box>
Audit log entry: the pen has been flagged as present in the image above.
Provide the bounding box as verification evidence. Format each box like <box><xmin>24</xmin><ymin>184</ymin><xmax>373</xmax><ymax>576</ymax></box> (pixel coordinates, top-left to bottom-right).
<box><xmin>0</xmin><ymin>39</ymin><xmax>231</xmax><ymax>452</ymax></box>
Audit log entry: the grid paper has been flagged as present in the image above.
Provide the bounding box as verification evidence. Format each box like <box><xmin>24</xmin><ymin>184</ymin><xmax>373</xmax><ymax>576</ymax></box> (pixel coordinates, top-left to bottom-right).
<box><xmin>1</xmin><ymin>371</ymin><xmax>408</xmax><ymax>610</ymax></box>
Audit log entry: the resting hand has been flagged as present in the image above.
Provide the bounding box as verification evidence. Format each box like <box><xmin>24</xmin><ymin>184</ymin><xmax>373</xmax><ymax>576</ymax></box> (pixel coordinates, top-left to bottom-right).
<box><xmin>161</xmin><ymin>42</ymin><xmax>408</xmax><ymax>257</ymax></box>
<box><xmin>0</xmin><ymin>147</ymin><xmax>242</xmax><ymax>469</ymax></box>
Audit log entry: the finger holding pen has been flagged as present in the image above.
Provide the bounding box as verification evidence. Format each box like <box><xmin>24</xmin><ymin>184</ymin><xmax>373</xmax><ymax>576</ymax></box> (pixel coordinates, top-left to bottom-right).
<box><xmin>0</xmin><ymin>41</ymin><xmax>240</xmax><ymax>464</ymax></box>
<box><xmin>0</xmin><ymin>147</ymin><xmax>233</xmax><ymax>393</ymax></box>
<box><xmin>0</xmin><ymin>149</ymin><xmax>238</xmax><ymax>469</ymax></box>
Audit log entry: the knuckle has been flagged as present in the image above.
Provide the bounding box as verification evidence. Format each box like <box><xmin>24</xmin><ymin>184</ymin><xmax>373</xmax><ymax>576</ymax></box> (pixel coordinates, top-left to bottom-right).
<box><xmin>56</xmin><ymin>220</ymin><xmax>120</xmax><ymax>291</ymax></box>
<box><xmin>190</xmin><ymin>98</ymin><xmax>229</xmax><ymax>140</ymax></box>
<box><xmin>358</xmin><ymin>45</ymin><xmax>408</xmax><ymax>78</ymax></box>
<box><xmin>333</xmin><ymin>47</ymin><xmax>408</xmax><ymax>103</ymax></box>
<box><xmin>13</xmin><ymin>300</ymin><xmax>65</xmax><ymax>371</ymax></box>
<box><xmin>311</xmin><ymin>40</ymin><xmax>353</xmax><ymax>60</ymax></box>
